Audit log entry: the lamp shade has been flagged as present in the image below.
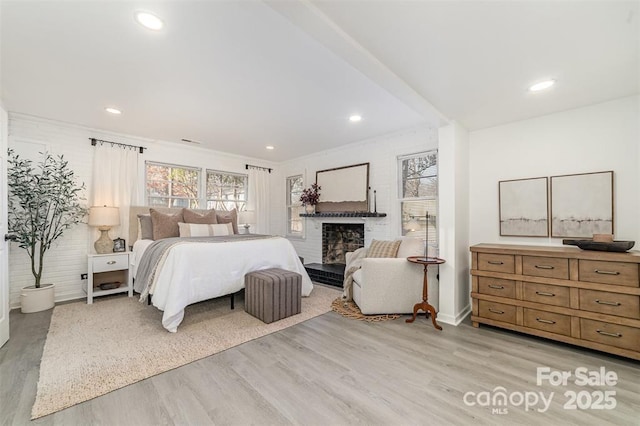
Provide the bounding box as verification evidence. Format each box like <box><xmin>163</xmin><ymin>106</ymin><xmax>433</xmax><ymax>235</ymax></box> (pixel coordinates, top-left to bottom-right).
<box><xmin>88</xmin><ymin>206</ymin><xmax>120</xmax><ymax>227</ymax></box>
<box><xmin>239</xmin><ymin>210</ymin><xmax>256</xmax><ymax>224</ymax></box>
<box><xmin>404</xmin><ymin>218</ymin><xmax>420</xmax><ymax>232</ymax></box>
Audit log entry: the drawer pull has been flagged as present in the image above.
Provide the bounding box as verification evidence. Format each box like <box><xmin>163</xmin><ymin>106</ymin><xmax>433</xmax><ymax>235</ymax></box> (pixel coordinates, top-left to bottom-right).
<box><xmin>535</xmin><ymin>265</ymin><xmax>554</xmax><ymax>270</ymax></box>
<box><xmin>596</xmin><ymin>330</ymin><xmax>622</xmax><ymax>338</ymax></box>
<box><xmin>535</xmin><ymin>291</ymin><xmax>555</xmax><ymax>297</ymax></box>
<box><xmin>488</xmin><ymin>284</ymin><xmax>505</xmax><ymax>289</ymax></box>
<box><xmin>536</xmin><ymin>318</ymin><xmax>556</xmax><ymax>325</ymax></box>
<box><xmin>595</xmin><ymin>299</ymin><xmax>621</xmax><ymax>307</ymax></box>
<box><xmin>107</xmin><ymin>261</ymin><xmax>116</xmax><ymax>265</ymax></box>
<box><xmin>595</xmin><ymin>269</ymin><xmax>620</xmax><ymax>276</ymax></box>
<box><xmin>488</xmin><ymin>261</ymin><xmax>504</xmax><ymax>265</ymax></box>
<box><xmin>488</xmin><ymin>308</ymin><xmax>504</xmax><ymax>314</ymax></box>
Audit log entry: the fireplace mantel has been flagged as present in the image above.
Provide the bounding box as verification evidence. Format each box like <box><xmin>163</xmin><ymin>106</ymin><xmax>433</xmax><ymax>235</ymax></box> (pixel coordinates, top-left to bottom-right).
<box><xmin>300</xmin><ymin>212</ymin><xmax>386</xmax><ymax>218</ymax></box>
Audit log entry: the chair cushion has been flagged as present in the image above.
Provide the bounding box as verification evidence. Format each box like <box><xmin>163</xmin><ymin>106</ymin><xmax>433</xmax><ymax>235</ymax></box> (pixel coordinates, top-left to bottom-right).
<box><xmin>366</xmin><ymin>239</ymin><xmax>401</xmax><ymax>258</ymax></box>
<box><xmin>396</xmin><ymin>237</ymin><xmax>424</xmax><ymax>258</ymax></box>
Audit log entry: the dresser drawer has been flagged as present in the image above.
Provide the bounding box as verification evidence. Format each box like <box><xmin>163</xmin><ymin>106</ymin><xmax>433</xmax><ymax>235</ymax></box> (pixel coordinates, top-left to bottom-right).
<box><xmin>522</xmin><ymin>256</ymin><xmax>569</xmax><ymax>279</ymax></box>
<box><xmin>92</xmin><ymin>254</ymin><xmax>129</xmax><ymax>273</ymax></box>
<box><xmin>579</xmin><ymin>289</ymin><xmax>640</xmax><ymax>319</ymax></box>
<box><xmin>478</xmin><ymin>277</ymin><xmax>516</xmax><ymax>299</ymax></box>
<box><xmin>580</xmin><ymin>319</ymin><xmax>640</xmax><ymax>352</ymax></box>
<box><xmin>477</xmin><ymin>253</ymin><xmax>515</xmax><ymax>274</ymax></box>
<box><xmin>478</xmin><ymin>300</ymin><xmax>516</xmax><ymax>324</ymax></box>
<box><xmin>579</xmin><ymin>260</ymin><xmax>639</xmax><ymax>287</ymax></box>
<box><xmin>523</xmin><ymin>308</ymin><xmax>571</xmax><ymax>337</ymax></box>
<box><xmin>523</xmin><ymin>282</ymin><xmax>570</xmax><ymax>307</ymax></box>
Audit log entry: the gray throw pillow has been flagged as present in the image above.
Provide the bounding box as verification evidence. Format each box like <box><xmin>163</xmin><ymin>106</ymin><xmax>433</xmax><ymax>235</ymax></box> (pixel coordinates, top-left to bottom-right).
<box><xmin>137</xmin><ymin>214</ymin><xmax>154</xmax><ymax>240</ymax></box>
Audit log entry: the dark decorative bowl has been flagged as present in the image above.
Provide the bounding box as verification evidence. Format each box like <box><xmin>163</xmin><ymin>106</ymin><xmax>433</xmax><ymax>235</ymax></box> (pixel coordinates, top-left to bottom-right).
<box><xmin>562</xmin><ymin>239</ymin><xmax>635</xmax><ymax>252</ymax></box>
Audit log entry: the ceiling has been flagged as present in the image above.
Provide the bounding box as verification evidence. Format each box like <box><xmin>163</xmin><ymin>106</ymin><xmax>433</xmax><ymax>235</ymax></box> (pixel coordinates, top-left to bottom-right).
<box><xmin>1</xmin><ymin>1</ymin><xmax>638</xmax><ymax>161</ymax></box>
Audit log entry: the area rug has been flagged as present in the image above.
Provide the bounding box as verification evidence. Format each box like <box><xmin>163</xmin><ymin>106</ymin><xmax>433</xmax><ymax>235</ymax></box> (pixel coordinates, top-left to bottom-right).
<box><xmin>32</xmin><ymin>285</ymin><xmax>340</xmax><ymax>419</ymax></box>
<box><xmin>331</xmin><ymin>298</ymin><xmax>401</xmax><ymax>322</ymax></box>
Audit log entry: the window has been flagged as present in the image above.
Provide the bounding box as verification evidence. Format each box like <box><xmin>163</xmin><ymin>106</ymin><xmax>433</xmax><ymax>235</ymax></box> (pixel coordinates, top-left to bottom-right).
<box><xmin>399</xmin><ymin>150</ymin><xmax>438</xmax><ymax>256</ymax></box>
<box><xmin>286</xmin><ymin>175</ymin><xmax>304</xmax><ymax>237</ymax></box>
<box><xmin>206</xmin><ymin>170</ymin><xmax>247</xmax><ymax>212</ymax></box>
<box><xmin>146</xmin><ymin>162</ymin><xmax>200</xmax><ymax>208</ymax></box>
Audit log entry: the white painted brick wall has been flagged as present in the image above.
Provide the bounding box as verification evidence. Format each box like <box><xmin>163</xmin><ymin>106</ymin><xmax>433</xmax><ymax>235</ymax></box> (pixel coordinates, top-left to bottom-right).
<box><xmin>7</xmin><ymin>114</ymin><xmax>276</xmax><ymax>308</ymax></box>
<box><xmin>7</xmin><ymin>114</ymin><xmax>435</xmax><ymax>308</ymax></box>
<box><xmin>274</xmin><ymin>125</ymin><xmax>438</xmax><ymax>264</ymax></box>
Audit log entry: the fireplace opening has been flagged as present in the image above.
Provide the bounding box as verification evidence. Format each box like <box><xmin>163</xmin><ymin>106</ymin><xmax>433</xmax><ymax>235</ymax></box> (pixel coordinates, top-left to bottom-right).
<box><xmin>322</xmin><ymin>223</ymin><xmax>365</xmax><ymax>265</ymax></box>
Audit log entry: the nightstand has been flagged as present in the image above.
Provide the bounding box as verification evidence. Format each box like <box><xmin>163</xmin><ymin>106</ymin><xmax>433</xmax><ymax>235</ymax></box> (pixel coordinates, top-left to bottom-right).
<box><xmin>87</xmin><ymin>252</ymin><xmax>133</xmax><ymax>304</ymax></box>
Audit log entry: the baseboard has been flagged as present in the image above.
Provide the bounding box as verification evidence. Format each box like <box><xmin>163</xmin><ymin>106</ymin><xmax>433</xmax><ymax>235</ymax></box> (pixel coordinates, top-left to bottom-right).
<box><xmin>438</xmin><ymin>304</ymin><xmax>471</xmax><ymax>326</ymax></box>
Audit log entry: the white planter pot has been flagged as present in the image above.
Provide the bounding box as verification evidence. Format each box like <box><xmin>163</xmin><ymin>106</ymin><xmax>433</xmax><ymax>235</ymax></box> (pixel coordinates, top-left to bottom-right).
<box><xmin>21</xmin><ymin>283</ymin><xmax>55</xmax><ymax>313</ymax></box>
<box><xmin>305</xmin><ymin>205</ymin><xmax>315</xmax><ymax>214</ymax></box>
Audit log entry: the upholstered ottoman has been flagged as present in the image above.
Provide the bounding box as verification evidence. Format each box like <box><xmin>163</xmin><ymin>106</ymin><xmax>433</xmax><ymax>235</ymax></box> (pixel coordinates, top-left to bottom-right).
<box><xmin>245</xmin><ymin>268</ymin><xmax>302</xmax><ymax>323</ymax></box>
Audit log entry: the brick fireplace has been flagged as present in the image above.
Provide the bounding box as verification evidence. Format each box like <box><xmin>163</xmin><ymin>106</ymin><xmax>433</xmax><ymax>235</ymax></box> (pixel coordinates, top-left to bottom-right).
<box><xmin>304</xmin><ymin>223</ymin><xmax>364</xmax><ymax>287</ymax></box>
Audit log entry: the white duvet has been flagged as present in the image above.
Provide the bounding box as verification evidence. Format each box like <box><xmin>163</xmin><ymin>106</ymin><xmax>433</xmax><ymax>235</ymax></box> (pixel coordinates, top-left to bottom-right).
<box><xmin>132</xmin><ymin>237</ymin><xmax>313</xmax><ymax>332</ymax></box>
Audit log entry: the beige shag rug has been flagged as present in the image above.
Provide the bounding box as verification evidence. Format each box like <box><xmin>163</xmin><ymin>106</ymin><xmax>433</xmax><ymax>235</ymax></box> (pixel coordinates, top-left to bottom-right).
<box><xmin>331</xmin><ymin>298</ymin><xmax>401</xmax><ymax>322</ymax></box>
<box><xmin>32</xmin><ymin>285</ymin><xmax>340</xmax><ymax>419</ymax></box>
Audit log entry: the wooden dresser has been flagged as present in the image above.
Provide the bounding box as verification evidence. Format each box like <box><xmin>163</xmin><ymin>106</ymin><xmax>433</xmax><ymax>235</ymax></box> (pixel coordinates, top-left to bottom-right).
<box><xmin>470</xmin><ymin>244</ymin><xmax>640</xmax><ymax>360</ymax></box>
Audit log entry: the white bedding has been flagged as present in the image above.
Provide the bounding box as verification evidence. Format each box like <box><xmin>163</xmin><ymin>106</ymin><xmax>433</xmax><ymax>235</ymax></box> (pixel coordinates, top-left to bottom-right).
<box><xmin>133</xmin><ymin>236</ymin><xmax>313</xmax><ymax>332</ymax></box>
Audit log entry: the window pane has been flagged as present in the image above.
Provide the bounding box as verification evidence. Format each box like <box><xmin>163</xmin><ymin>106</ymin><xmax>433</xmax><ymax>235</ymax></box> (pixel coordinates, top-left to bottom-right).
<box><xmin>146</xmin><ymin>162</ymin><xmax>200</xmax><ymax>207</ymax></box>
<box><xmin>403</xmin><ymin>176</ymin><xmax>438</xmax><ymax>198</ymax></box>
<box><xmin>286</xmin><ymin>175</ymin><xmax>304</xmax><ymax>236</ymax></box>
<box><xmin>206</xmin><ymin>170</ymin><xmax>247</xmax><ymax>212</ymax></box>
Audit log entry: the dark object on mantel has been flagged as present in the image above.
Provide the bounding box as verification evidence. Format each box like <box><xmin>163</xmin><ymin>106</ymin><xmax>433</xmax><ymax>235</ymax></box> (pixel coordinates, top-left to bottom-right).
<box><xmin>300</xmin><ymin>212</ymin><xmax>386</xmax><ymax>218</ymax></box>
<box><xmin>562</xmin><ymin>239</ymin><xmax>635</xmax><ymax>252</ymax></box>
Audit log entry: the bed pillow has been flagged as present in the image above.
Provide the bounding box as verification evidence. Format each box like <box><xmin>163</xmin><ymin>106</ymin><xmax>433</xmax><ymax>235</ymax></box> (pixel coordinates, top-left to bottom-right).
<box><xmin>216</xmin><ymin>209</ymin><xmax>239</xmax><ymax>234</ymax></box>
<box><xmin>178</xmin><ymin>222</ymin><xmax>233</xmax><ymax>237</ymax></box>
<box><xmin>137</xmin><ymin>214</ymin><xmax>154</xmax><ymax>240</ymax></box>
<box><xmin>150</xmin><ymin>209</ymin><xmax>184</xmax><ymax>240</ymax></box>
<box><xmin>183</xmin><ymin>208</ymin><xmax>218</xmax><ymax>224</ymax></box>
<box><xmin>366</xmin><ymin>239</ymin><xmax>402</xmax><ymax>258</ymax></box>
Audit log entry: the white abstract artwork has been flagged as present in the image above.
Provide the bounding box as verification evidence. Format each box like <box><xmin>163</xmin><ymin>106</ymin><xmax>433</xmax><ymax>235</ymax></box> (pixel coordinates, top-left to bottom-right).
<box><xmin>551</xmin><ymin>171</ymin><xmax>613</xmax><ymax>238</ymax></box>
<box><xmin>499</xmin><ymin>177</ymin><xmax>549</xmax><ymax>237</ymax></box>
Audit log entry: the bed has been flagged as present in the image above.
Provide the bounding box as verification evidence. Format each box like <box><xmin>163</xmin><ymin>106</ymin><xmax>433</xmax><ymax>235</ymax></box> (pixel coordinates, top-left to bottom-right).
<box><xmin>128</xmin><ymin>206</ymin><xmax>313</xmax><ymax>332</ymax></box>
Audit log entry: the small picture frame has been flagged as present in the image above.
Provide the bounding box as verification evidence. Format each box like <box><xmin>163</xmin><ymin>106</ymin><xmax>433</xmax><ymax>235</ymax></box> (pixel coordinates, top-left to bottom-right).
<box><xmin>113</xmin><ymin>238</ymin><xmax>126</xmax><ymax>253</ymax></box>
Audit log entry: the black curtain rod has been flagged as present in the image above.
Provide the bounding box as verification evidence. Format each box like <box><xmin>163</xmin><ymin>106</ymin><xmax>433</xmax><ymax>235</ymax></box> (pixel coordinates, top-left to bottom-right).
<box><xmin>245</xmin><ymin>164</ymin><xmax>272</xmax><ymax>173</ymax></box>
<box><xmin>90</xmin><ymin>138</ymin><xmax>146</xmax><ymax>154</ymax></box>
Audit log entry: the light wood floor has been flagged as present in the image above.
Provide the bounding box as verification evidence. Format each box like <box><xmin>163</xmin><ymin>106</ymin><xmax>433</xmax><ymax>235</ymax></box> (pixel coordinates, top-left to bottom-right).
<box><xmin>1</xmin><ymin>296</ymin><xmax>639</xmax><ymax>426</ymax></box>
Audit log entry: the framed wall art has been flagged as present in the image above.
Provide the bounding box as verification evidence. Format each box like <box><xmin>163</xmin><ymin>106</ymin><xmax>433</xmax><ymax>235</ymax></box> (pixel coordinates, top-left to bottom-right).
<box><xmin>550</xmin><ymin>171</ymin><xmax>613</xmax><ymax>238</ymax></box>
<box><xmin>499</xmin><ymin>177</ymin><xmax>549</xmax><ymax>237</ymax></box>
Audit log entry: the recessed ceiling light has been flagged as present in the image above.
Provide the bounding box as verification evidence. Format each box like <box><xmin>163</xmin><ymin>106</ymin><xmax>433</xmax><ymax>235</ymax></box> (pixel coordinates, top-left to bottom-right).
<box><xmin>105</xmin><ymin>107</ymin><xmax>122</xmax><ymax>115</ymax></box>
<box><xmin>135</xmin><ymin>11</ymin><xmax>164</xmax><ymax>31</ymax></box>
<box><xmin>349</xmin><ymin>115</ymin><xmax>362</xmax><ymax>122</ymax></box>
<box><xmin>529</xmin><ymin>79</ymin><xmax>556</xmax><ymax>92</ymax></box>
<box><xmin>266</xmin><ymin>145</ymin><xmax>275</xmax><ymax>150</ymax></box>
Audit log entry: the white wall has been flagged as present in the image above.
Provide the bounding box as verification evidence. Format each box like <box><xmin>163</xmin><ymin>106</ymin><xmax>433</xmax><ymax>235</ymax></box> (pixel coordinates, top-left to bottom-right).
<box><xmin>7</xmin><ymin>114</ymin><xmax>274</xmax><ymax>308</ymax></box>
<box><xmin>274</xmin><ymin>125</ymin><xmax>438</xmax><ymax>264</ymax></box>
<box><xmin>437</xmin><ymin>121</ymin><xmax>470</xmax><ymax>325</ymax></box>
<box><xmin>469</xmin><ymin>96</ymin><xmax>640</xmax><ymax>246</ymax></box>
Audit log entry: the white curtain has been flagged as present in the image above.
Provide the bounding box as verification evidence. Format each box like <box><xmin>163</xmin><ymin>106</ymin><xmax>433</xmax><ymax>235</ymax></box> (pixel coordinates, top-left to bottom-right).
<box><xmin>91</xmin><ymin>144</ymin><xmax>140</xmax><ymax>246</ymax></box>
<box><xmin>248</xmin><ymin>167</ymin><xmax>271</xmax><ymax>234</ymax></box>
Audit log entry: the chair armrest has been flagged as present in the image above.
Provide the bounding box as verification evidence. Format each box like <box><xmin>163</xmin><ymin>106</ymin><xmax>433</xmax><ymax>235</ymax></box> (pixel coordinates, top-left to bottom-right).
<box><xmin>354</xmin><ymin>258</ymin><xmax>425</xmax><ymax>314</ymax></box>
<box><xmin>359</xmin><ymin>258</ymin><xmax>422</xmax><ymax>288</ymax></box>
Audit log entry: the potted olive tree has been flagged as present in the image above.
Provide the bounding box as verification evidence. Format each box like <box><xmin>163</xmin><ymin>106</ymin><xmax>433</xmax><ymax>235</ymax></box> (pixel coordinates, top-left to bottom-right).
<box><xmin>7</xmin><ymin>149</ymin><xmax>87</xmax><ymax>313</ymax></box>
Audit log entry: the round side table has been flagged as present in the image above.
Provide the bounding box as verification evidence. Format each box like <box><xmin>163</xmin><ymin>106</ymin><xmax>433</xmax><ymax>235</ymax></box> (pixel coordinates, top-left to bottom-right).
<box><xmin>406</xmin><ymin>256</ymin><xmax>446</xmax><ymax>330</ymax></box>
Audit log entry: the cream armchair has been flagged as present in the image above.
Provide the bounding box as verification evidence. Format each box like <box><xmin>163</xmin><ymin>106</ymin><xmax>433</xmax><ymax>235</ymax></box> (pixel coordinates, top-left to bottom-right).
<box><xmin>347</xmin><ymin>238</ymin><xmax>439</xmax><ymax>315</ymax></box>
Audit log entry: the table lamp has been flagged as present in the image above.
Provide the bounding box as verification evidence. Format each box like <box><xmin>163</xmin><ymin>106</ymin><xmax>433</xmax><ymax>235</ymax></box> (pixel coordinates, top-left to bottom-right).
<box><xmin>88</xmin><ymin>206</ymin><xmax>120</xmax><ymax>254</ymax></box>
<box><xmin>239</xmin><ymin>210</ymin><xmax>256</xmax><ymax>234</ymax></box>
